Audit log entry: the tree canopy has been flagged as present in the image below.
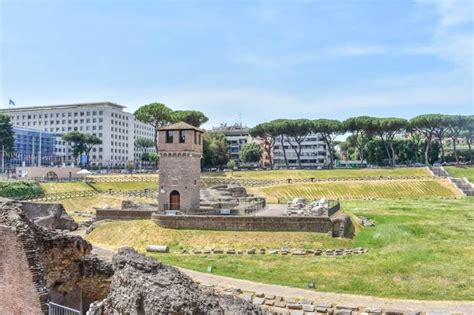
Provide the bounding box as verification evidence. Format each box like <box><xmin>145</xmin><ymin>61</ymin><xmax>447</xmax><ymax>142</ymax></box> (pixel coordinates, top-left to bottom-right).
<box><xmin>0</xmin><ymin>113</ymin><xmax>15</xmax><ymax>155</ymax></box>
<box><xmin>240</xmin><ymin>142</ymin><xmax>262</xmax><ymax>164</ymax></box>
<box><xmin>171</xmin><ymin>110</ymin><xmax>208</xmax><ymax>127</ymax></box>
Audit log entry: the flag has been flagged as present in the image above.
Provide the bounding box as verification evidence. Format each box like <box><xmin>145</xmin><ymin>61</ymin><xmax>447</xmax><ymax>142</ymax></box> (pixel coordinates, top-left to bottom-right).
<box><xmin>8</xmin><ymin>99</ymin><xmax>15</xmax><ymax>106</ymax></box>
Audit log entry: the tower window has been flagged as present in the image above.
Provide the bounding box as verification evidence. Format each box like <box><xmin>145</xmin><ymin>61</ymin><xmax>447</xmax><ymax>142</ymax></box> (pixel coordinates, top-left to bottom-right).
<box><xmin>166</xmin><ymin>130</ymin><xmax>174</xmax><ymax>143</ymax></box>
<box><xmin>179</xmin><ymin>130</ymin><xmax>185</xmax><ymax>143</ymax></box>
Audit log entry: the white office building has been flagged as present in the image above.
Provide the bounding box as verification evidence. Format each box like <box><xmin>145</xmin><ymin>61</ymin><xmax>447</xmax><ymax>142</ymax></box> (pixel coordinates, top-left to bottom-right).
<box><xmin>1</xmin><ymin>102</ymin><xmax>155</xmax><ymax>167</ymax></box>
<box><xmin>272</xmin><ymin>134</ymin><xmax>329</xmax><ymax>169</ymax></box>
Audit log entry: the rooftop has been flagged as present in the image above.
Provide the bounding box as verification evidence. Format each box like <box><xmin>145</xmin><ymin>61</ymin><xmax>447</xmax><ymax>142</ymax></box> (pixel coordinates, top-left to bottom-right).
<box><xmin>0</xmin><ymin>101</ymin><xmax>126</xmax><ymax>112</ymax></box>
<box><xmin>158</xmin><ymin>121</ymin><xmax>204</xmax><ymax>132</ymax></box>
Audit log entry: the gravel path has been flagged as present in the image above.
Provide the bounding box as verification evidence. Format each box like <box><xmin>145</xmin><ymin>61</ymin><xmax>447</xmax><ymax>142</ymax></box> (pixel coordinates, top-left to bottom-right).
<box><xmin>76</xmin><ymin>234</ymin><xmax>472</xmax><ymax>314</ymax></box>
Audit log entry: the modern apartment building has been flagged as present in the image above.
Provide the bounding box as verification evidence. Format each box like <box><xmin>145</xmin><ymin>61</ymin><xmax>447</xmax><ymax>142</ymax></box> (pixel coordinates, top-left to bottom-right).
<box><xmin>272</xmin><ymin>133</ymin><xmax>329</xmax><ymax>169</ymax></box>
<box><xmin>211</xmin><ymin>123</ymin><xmax>252</xmax><ymax>165</ymax></box>
<box><xmin>1</xmin><ymin>102</ymin><xmax>155</xmax><ymax>167</ymax></box>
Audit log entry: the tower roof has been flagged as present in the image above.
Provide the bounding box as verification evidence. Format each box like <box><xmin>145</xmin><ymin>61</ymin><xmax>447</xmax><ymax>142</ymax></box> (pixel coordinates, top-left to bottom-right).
<box><xmin>158</xmin><ymin>122</ymin><xmax>204</xmax><ymax>133</ymax></box>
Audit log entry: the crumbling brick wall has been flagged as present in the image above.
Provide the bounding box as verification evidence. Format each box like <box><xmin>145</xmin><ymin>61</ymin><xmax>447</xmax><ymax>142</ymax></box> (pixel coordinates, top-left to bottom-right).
<box><xmin>0</xmin><ymin>200</ymin><xmax>49</xmax><ymax>314</ymax></box>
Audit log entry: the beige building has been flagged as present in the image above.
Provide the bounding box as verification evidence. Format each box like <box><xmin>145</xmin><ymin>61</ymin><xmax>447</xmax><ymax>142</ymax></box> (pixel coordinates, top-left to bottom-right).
<box><xmin>15</xmin><ymin>166</ymin><xmax>82</xmax><ymax>180</ymax></box>
<box><xmin>0</xmin><ymin>102</ymin><xmax>155</xmax><ymax>167</ymax></box>
<box><xmin>157</xmin><ymin>122</ymin><xmax>204</xmax><ymax>213</ymax></box>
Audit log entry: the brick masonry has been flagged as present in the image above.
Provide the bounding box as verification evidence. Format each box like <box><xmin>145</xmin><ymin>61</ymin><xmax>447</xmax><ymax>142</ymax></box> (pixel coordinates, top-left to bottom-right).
<box><xmin>96</xmin><ymin>209</ymin><xmax>155</xmax><ymax>220</ymax></box>
<box><xmin>0</xmin><ymin>225</ymin><xmax>48</xmax><ymax>314</ymax></box>
<box><xmin>152</xmin><ymin>214</ymin><xmax>332</xmax><ymax>233</ymax></box>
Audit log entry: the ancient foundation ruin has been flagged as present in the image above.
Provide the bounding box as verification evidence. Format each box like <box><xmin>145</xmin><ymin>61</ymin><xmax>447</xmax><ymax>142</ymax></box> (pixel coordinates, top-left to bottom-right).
<box><xmin>0</xmin><ymin>198</ymin><xmax>261</xmax><ymax>314</ymax></box>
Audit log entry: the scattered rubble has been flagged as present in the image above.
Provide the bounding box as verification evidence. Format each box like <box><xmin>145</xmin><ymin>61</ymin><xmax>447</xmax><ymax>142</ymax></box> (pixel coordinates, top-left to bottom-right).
<box><xmin>186</xmin><ymin>247</ymin><xmax>369</xmax><ymax>256</ymax></box>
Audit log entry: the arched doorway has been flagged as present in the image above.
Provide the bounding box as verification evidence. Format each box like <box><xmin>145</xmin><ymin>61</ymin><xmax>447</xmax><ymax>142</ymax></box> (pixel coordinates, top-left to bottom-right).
<box><xmin>45</xmin><ymin>171</ymin><xmax>59</xmax><ymax>181</ymax></box>
<box><xmin>169</xmin><ymin>190</ymin><xmax>180</xmax><ymax>210</ymax></box>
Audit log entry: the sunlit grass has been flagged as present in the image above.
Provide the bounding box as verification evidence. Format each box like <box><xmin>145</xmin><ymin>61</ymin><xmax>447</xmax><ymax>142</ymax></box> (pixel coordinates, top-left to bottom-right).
<box><xmin>86</xmin><ymin>198</ymin><xmax>474</xmax><ymax>300</ymax></box>
<box><xmin>249</xmin><ymin>179</ymin><xmax>461</xmax><ymax>202</ymax></box>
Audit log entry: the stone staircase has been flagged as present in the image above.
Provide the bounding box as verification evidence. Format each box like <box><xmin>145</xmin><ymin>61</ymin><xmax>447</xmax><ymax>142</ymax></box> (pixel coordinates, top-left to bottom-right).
<box><xmin>429</xmin><ymin>166</ymin><xmax>449</xmax><ymax>177</ymax></box>
<box><xmin>450</xmin><ymin>177</ymin><xmax>474</xmax><ymax>196</ymax></box>
<box><xmin>431</xmin><ymin>166</ymin><xmax>474</xmax><ymax>196</ymax></box>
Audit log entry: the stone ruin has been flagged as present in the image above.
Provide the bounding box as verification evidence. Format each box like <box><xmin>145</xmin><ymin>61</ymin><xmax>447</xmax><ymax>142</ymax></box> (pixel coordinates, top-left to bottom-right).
<box><xmin>0</xmin><ymin>198</ymin><xmax>261</xmax><ymax>314</ymax></box>
<box><xmin>199</xmin><ymin>181</ymin><xmax>256</xmax><ymax>212</ymax></box>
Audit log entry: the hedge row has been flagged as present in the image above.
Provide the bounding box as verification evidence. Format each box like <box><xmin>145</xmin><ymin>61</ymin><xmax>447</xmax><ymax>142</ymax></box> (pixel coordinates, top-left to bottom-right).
<box><xmin>0</xmin><ymin>181</ymin><xmax>44</xmax><ymax>199</ymax></box>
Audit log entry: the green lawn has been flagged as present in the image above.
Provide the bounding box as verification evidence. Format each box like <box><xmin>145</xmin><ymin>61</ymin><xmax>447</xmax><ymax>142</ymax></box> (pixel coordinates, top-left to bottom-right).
<box><xmin>89</xmin><ymin>181</ymin><xmax>158</xmax><ymax>192</ymax></box>
<box><xmin>224</xmin><ymin>167</ymin><xmax>430</xmax><ymax>180</ymax></box>
<box><xmin>445</xmin><ymin>166</ymin><xmax>474</xmax><ymax>182</ymax></box>
<box><xmin>40</xmin><ymin>181</ymin><xmax>94</xmax><ymax>194</ymax></box>
<box><xmin>86</xmin><ymin>198</ymin><xmax>474</xmax><ymax>300</ymax></box>
<box><xmin>249</xmin><ymin>179</ymin><xmax>461</xmax><ymax>202</ymax></box>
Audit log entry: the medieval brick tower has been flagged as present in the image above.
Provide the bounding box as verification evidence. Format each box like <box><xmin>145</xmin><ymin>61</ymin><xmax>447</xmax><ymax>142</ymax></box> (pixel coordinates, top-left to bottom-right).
<box><xmin>157</xmin><ymin>122</ymin><xmax>204</xmax><ymax>213</ymax></box>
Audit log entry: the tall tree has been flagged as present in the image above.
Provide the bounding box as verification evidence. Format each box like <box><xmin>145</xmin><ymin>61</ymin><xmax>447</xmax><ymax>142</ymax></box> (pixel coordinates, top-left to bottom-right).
<box><xmin>62</xmin><ymin>131</ymin><xmax>88</xmax><ymax>165</ymax></box>
<box><xmin>202</xmin><ymin>132</ymin><xmax>229</xmax><ymax>168</ymax></box>
<box><xmin>83</xmin><ymin>134</ymin><xmax>102</xmax><ymax>166</ymax></box>
<box><xmin>461</xmin><ymin>116</ymin><xmax>474</xmax><ymax>163</ymax></box>
<box><xmin>240</xmin><ymin>142</ymin><xmax>262</xmax><ymax>164</ymax></box>
<box><xmin>0</xmin><ymin>113</ymin><xmax>15</xmax><ymax>157</ymax></box>
<box><xmin>249</xmin><ymin>122</ymin><xmax>278</xmax><ymax>169</ymax></box>
<box><xmin>271</xmin><ymin>119</ymin><xmax>291</xmax><ymax>169</ymax></box>
<box><xmin>134</xmin><ymin>103</ymin><xmax>173</xmax><ymax>154</ymax></box>
<box><xmin>135</xmin><ymin>138</ymin><xmax>155</xmax><ymax>166</ymax></box>
<box><xmin>171</xmin><ymin>110</ymin><xmax>209</xmax><ymax>127</ymax></box>
<box><xmin>410</xmin><ymin>114</ymin><xmax>442</xmax><ymax>165</ymax></box>
<box><xmin>430</xmin><ymin>114</ymin><xmax>450</xmax><ymax>163</ymax></box>
<box><xmin>373</xmin><ymin>117</ymin><xmax>408</xmax><ymax>166</ymax></box>
<box><xmin>312</xmin><ymin>119</ymin><xmax>344</xmax><ymax>168</ymax></box>
<box><xmin>343</xmin><ymin>116</ymin><xmax>377</xmax><ymax>163</ymax></box>
<box><xmin>284</xmin><ymin>119</ymin><xmax>312</xmax><ymax>168</ymax></box>
<box><xmin>446</xmin><ymin>115</ymin><xmax>470</xmax><ymax>164</ymax></box>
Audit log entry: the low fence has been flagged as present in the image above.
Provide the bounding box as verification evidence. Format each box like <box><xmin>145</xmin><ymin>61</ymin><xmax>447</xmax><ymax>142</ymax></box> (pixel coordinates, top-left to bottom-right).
<box><xmin>85</xmin><ymin>176</ymin><xmax>157</xmax><ymax>183</ymax></box>
<box><xmin>152</xmin><ymin>214</ymin><xmax>332</xmax><ymax>233</ymax></box>
<box><xmin>237</xmin><ymin>197</ymin><xmax>266</xmax><ymax>215</ymax></box>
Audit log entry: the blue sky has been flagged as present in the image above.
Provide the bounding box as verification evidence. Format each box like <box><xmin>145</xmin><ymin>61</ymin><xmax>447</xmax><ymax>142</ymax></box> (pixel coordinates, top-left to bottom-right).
<box><xmin>1</xmin><ymin>0</ymin><xmax>472</xmax><ymax>127</ymax></box>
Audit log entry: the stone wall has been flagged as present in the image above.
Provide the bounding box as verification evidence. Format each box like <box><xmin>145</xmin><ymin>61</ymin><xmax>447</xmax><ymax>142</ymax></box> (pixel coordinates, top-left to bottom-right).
<box><xmin>96</xmin><ymin>209</ymin><xmax>155</xmax><ymax>220</ymax></box>
<box><xmin>0</xmin><ymin>225</ymin><xmax>47</xmax><ymax>314</ymax></box>
<box><xmin>152</xmin><ymin>214</ymin><xmax>332</xmax><ymax>233</ymax></box>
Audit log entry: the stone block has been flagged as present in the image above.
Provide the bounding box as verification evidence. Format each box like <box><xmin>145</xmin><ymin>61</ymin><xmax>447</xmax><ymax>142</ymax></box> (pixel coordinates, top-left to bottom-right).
<box><xmin>203</xmin><ymin>248</ymin><xmax>211</xmax><ymax>254</ymax></box>
<box><xmin>259</xmin><ymin>248</ymin><xmax>266</xmax><ymax>254</ymax></box>
<box><xmin>239</xmin><ymin>293</ymin><xmax>253</xmax><ymax>302</ymax></box>
<box><xmin>253</xmin><ymin>297</ymin><xmax>265</xmax><ymax>305</ymax></box>
<box><xmin>192</xmin><ymin>249</ymin><xmax>202</xmax><ymax>254</ymax></box>
<box><xmin>255</xmin><ymin>292</ymin><xmax>265</xmax><ymax>298</ymax></box>
<box><xmin>288</xmin><ymin>303</ymin><xmax>303</xmax><ymax>310</ymax></box>
<box><xmin>316</xmin><ymin>307</ymin><xmax>330</xmax><ymax>313</ymax></box>
<box><xmin>364</xmin><ymin>308</ymin><xmax>382</xmax><ymax>315</ymax></box>
<box><xmin>385</xmin><ymin>310</ymin><xmax>404</xmax><ymax>315</ymax></box>
<box><xmin>303</xmin><ymin>304</ymin><xmax>315</xmax><ymax>312</ymax></box>
<box><xmin>265</xmin><ymin>299</ymin><xmax>275</xmax><ymax>306</ymax></box>
<box><xmin>300</xmin><ymin>299</ymin><xmax>312</xmax><ymax>305</ymax></box>
<box><xmin>275</xmin><ymin>301</ymin><xmax>287</xmax><ymax>308</ymax></box>
<box><xmin>292</xmin><ymin>250</ymin><xmax>307</xmax><ymax>255</ymax></box>
<box><xmin>266</xmin><ymin>294</ymin><xmax>276</xmax><ymax>300</ymax></box>
<box><xmin>212</xmin><ymin>248</ymin><xmax>224</xmax><ymax>254</ymax></box>
<box><xmin>226</xmin><ymin>248</ymin><xmax>235</xmax><ymax>254</ymax></box>
<box><xmin>247</xmin><ymin>248</ymin><xmax>256</xmax><ymax>254</ymax></box>
<box><xmin>287</xmin><ymin>298</ymin><xmax>297</xmax><ymax>304</ymax></box>
<box><xmin>290</xmin><ymin>311</ymin><xmax>304</xmax><ymax>315</ymax></box>
<box><xmin>333</xmin><ymin>310</ymin><xmax>351</xmax><ymax>315</ymax></box>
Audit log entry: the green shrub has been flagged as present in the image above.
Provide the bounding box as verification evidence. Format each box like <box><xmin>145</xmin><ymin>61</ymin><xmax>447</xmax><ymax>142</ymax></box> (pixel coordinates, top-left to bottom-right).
<box><xmin>0</xmin><ymin>181</ymin><xmax>44</xmax><ymax>199</ymax></box>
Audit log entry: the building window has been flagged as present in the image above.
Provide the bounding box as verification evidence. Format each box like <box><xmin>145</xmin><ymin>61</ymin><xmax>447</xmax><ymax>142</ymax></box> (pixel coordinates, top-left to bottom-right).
<box><xmin>166</xmin><ymin>130</ymin><xmax>174</xmax><ymax>143</ymax></box>
<box><xmin>179</xmin><ymin>130</ymin><xmax>185</xmax><ymax>143</ymax></box>
<box><xmin>198</xmin><ymin>133</ymin><xmax>201</xmax><ymax>145</ymax></box>
<box><xmin>194</xmin><ymin>131</ymin><xmax>197</xmax><ymax>144</ymax></box>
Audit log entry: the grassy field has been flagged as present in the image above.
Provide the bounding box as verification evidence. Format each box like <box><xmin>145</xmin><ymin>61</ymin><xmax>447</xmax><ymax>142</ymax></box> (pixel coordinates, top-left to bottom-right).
<box><xmin>89</xmin><ymin>181</ymin><xmax>157</xmax><ymax>192</ymax></box>
<box><xmin>222</xmin><ymin>167</ymin><xmax>430</xmax><ymax>180</ymax></box>
<box><xmin>249</xmin><ymin>179</ymin><xmax>461</xmax><ymax>202</ymax></box>
<box><xmin>40</xmin><ymin>182</ymin><xmax>94</xmax><ymax>194</ymax></box>
<box><xmin>445</xmin><ymin>166</ymin><xmax>474</xmax><ymax>182</ymax></box>
<box><xmin>86</xmin><ymin>198</ymin><xmax>474</xmax><ymax>300</ymax></box>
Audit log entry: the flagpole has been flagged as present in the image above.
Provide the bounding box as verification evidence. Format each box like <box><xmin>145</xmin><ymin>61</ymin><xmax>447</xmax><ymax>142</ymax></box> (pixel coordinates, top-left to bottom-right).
<box><xmin>1</xmin><ymin>145</ymin><xmax>4</xmax><ymax>176</ymax></box>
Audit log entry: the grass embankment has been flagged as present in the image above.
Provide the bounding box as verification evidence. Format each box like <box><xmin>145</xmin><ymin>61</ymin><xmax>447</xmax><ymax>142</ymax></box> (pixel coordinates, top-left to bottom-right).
<box><xmin>86</xmin><ymin>198</ymin><xmax>474</xmax><ymax>300</ymax></box>
<box><xmin>249</xmin><ymin>179</ymin><xmax>461</xmax><ymax>202</ymax></box>
<box><xmin>89</xmin><ymin>181</ymin><xmax>157</xmax><ymax>192</ymax></box>
<box><xmin>223</xmin><ymin>167</ymin><xmax>430</xmax><ymax>180</ymax></box>
<box><xmin>445</xmin><ymin>166</ymin><xmax>474</xmax><ymax>182</ymax></box>
<box><xmin>40</xmin><ymin>182</ymin><xmax>94</xmax><ymax>194</ymax></box>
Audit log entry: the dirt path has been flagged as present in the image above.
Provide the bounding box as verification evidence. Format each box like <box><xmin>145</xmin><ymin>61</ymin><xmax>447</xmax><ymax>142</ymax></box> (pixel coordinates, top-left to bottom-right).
<box><xmin>75</xmin><ymin>232</ymin><xmax>472</xmax><ymax>314</ymax></box>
